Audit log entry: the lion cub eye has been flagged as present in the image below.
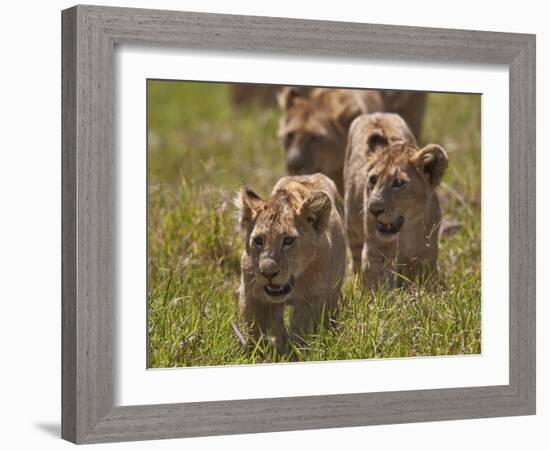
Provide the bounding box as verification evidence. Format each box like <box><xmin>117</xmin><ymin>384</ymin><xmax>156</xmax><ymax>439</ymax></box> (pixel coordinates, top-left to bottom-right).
<box><xmin>392</xmin><ymin>178</ymin><xmax>406</xmax><ymax>189</ymax></box>
<box><xmin>368</xmin><ymin>175</ymin><xmax>378</xmax><ymax>186</ymax></box>
<box><xmin>252</xmin><ymin>236</ymin><xmax>264</xmax><ymax>248</ymax></box>
<box><xmin>309</xmin><ymin>134</ymin><xmax>322</xmax><ymax>145</ymax></box>
<box><xmin>282</xmin><ymin>236</ymin><xmax>296</xmax><ymax>247</ymax></box>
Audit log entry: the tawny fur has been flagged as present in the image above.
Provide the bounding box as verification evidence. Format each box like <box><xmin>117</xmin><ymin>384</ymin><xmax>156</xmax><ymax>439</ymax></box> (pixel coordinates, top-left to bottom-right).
<box><xmin>343</xmin><ymin>113</ymin><xmax>448</xmax><ymax>289</ymax></box>
<box><xmin>237</xmin><ymin>173</ymin><xmax>346</xmax><ymax>349</ymax></box>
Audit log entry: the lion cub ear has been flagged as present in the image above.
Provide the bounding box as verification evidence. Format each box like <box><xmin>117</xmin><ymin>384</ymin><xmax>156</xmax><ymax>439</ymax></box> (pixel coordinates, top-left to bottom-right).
<box><xmin>366</xmin><ymin>131</ymin><xmax>389</xmax><ymax>154</ymax></box>
<box><xmin>333</xmin><ymin>96</ymin><xmax>362</xmax><ymax>130</ymax></box>
<box><xmin>300</xmin><ymin>190</ymin><xmax>332</xmax><ymax>233</ymax></box>
<box><xmin>277</xmin><ymin>87</ymin><xmax>301</xmax><ymax>111</ymax></box>
<box><xmin>236</xmin><ymin>186</ymin><xmax>262</xmax><ymax>231</ymax></box>
<box><xmin>413</xmin><ymin>144</ymin><xmax>448</xmax><ymax>187</ymax></box>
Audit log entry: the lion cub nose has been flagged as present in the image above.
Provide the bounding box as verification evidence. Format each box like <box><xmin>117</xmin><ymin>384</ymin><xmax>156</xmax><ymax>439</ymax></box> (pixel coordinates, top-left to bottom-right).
<box><xmin>259</xmin><ymin>258</ymin><xmax>280</xmax><ymax>279</ymax></box>
<box><xmin>287</xmin><ymin>158</ymin><xmax>304</xmax><ymax>174</ymax></box>
<box><xmin>286</xmin><ymin>147</ymin><xmax>305</xmax><ymax>173</ymax></box>
<box><xmin>369</xmin><ymin>202</ymin><xmax>385</xmax><ymax>217</ymax></box>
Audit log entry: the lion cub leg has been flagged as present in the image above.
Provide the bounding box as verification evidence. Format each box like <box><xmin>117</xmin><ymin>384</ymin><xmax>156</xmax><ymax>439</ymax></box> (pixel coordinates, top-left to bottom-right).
<box><xmin>347</xmin><ymin>228</ymin><xmax>364</xmax><ymax>275</ymax></box>
<box><xmin>345</xmin><ymin>200</ymin><xmax>364</xmax><ymax>275</ymax></box>
<box><xmin>361</xmin><ymin>245</ymin><xmax>390</xmax><ymax>290</ymax></box>
<box><xmin>398</xmin><ymin>256</ymin><xmax>439</xmax><ymax>286</ymax></box>
<box><xmin>289</xmin><ymin>300</ymin><xmax>329</xmax><ymax>340</ymax></box>
<box><xmin>240</xmin><ymin>296</ymin><xmax>287</xmax><ymax>350</ymax></box>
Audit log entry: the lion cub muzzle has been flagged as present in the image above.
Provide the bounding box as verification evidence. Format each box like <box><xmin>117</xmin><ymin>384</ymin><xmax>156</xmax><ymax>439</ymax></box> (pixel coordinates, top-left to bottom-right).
<box><xmin>264</xmin><ymin>276</ymin><xmax>295</xmax><ymax>299</ymax></box>
<box><xmin>367</xmin><ymin>190</ymin><xmax>405</xmax><ymax>240</ymax></box>
<box><xmin>258</xmin><ymin>255</ymin><xmax>295</xmax><ymax>301</ymax></box>
<box><xmin>374</xmin><ymin>215</ymin><xmax>404</xmax><ymax>237</ymax></box>
<box><xmin>258</xmin><ymin>256</ymin><xmax>280</xmax><ymax>279</ymax></box>
<box><xmin>286</xmin><ymin>145</ymin><xmax>308</xmax><ymax>174</ymax></box>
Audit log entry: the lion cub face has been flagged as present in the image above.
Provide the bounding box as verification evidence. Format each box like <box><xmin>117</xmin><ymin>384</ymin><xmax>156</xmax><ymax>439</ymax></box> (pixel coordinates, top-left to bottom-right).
<box><xmin>277</xmin><ymin>88</ymin><xmax>361</xmax><ymax>190</ymax></box>
<box><xmin>238</xmin><ymin>187</ymin><xmax>331</xmax><ymax>303</ymax></box>
<box><xmin>365</xmin><ymin>134</ymin><xmax>448</xmax><ymax>242</ymax></box>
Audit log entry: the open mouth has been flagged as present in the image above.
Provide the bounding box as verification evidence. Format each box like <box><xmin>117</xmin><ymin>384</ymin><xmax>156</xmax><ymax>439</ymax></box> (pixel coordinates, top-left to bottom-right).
<box><xmin>264</xmin><ymin>277</ymin><xmax>294</xmax><ymax>297</ymax></box>
<box><xmin>376</xmin><ymin>216</ymin><xmax>404</xmax><ymax>235</ymax></box>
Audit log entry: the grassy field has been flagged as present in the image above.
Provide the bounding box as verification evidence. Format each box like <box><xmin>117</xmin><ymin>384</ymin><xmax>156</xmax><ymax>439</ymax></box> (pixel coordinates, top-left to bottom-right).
<box><xmin>147</xmin><ymin>81</ymin><xmax>481</xmax><ymax>368</ymax></box>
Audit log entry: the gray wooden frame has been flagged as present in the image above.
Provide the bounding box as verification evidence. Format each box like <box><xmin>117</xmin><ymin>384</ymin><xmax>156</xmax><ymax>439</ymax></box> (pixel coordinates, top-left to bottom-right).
<box><xmin>61</xmin><ymin>4</ymin><xmax>536</xmax><ymax>444</ymax></box>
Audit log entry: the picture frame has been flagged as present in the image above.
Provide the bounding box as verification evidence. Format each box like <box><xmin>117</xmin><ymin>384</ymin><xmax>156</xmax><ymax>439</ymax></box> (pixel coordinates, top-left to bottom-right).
<box><xmin>61</xmin><ymin>4</ymin><xmax>536</xmax><ymax>444</ymax></box>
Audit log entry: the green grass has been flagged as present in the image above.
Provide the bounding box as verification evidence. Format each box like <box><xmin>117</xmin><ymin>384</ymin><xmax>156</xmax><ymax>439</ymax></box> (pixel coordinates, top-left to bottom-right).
<box><xmin>147</xmin><ymin>80</ymin><xmax>481</xmax><ymax>367</ymax></box>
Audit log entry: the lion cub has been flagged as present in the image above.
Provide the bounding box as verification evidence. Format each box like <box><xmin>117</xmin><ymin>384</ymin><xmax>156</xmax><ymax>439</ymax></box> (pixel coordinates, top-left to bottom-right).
<box><xmin>237</xmin><ymin>173</ymin><xmax>346</xmax><ymax>348</ymax></box>
<box><xmin>277</xmin><ymin>87</ymin><xmax>426</xmax><ymax>194</ymax></box>
<box><xmin>277</xmin><ymin>87</ymin><xmax>383</xmax><ymax>194</ymax></box>
<box><xmin>344</xmin><ymin>113</ymin><xmax>448</xmax><ymax>289</ymax></box>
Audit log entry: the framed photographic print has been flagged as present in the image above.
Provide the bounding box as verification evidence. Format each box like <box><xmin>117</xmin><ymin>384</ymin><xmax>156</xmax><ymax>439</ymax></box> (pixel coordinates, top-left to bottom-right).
<box><xmin>61</xmin><ymin>5</ymin><xmax>536</xmax><ymax>444</ymax></box>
